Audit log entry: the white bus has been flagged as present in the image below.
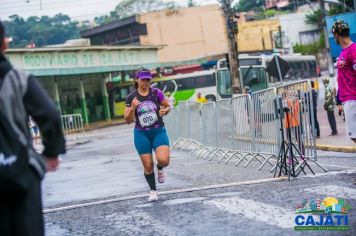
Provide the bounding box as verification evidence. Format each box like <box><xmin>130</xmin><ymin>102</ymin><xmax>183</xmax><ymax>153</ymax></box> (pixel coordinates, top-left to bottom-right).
<box><xmin>216</xmin><ymin>54</ymin><xmax>318</xmax><ymax>99</ymax></box>
<box><xmin>152</xmin><ymin>70</ymin><xmax>218</xmax><ymax>103</ymax></box>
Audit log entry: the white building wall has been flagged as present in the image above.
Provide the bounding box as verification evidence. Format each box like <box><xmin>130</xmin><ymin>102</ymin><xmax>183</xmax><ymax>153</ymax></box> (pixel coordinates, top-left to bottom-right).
<box><xmin>276</xmin><ymin>12</ymin><xmax>319</xmax><ymax>46</ymax></box>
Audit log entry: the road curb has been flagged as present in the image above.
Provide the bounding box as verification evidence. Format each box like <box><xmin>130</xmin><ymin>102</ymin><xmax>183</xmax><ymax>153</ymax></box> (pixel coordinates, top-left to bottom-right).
<box><xmin>316</xmin><ymin>144</ymin><xmax>356</xmax><ymax>153</ymax></box>
<box><xmin>66</xmin><ymin>140</ymin><xmax>91</xmax><ymax>149</ymax></box>
<box><xmin>84</xmin><ymin>121</ymin><xmax>126</xmax><ymax>132</ymax></box>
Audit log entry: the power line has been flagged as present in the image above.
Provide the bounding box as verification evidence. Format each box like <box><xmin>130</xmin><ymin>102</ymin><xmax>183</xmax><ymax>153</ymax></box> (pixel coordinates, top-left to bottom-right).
<box><xmin>0</xmin><ymin>0</ymin><xmax>121</xmax><ymax>12</ymax></box>
<box><xmin>1</xmin><ymin>0</ymin><xmax>203</xmax><ymax>10</ymax></box>
<box><xmin>0</xmin><ymin>0</ymin><xmax>206</xmax><ymax>11</ymax></box>
<box><xmin>0</xmin><ymin>0</ymin><xmax>39</xmax><ymax>5</ymax></box>
<box><xmin>1</xmin><ymin>1</ymin><xmax>215</xmax><ymax>21</ymax></box>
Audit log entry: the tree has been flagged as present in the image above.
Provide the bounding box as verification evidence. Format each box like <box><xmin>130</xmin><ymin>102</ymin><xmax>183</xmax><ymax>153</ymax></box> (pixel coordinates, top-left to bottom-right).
<box><xmin>94</xmin><ymin>0</ymin><xmax>178</xmax><ymax>26</ymax></box>
<box><xmin>327</xmin><ymin>0</ymin><xmax>354</xmax><ymax>16</ymax></box>
<box><xmin>114</xmin><ymin>0</ymin><xmax>177</xmax><ymax>19</ymax></box>
<box><xmin>234</xmin><ymin>0</ymin><xmax>265</xmax><ymax>12</ymax></box>
<box><xmin>3</xmin><ymin>14</ymin><xmax>79</xmax><ymax>48</ymax></box>
<box><xmin>305</xmin><ymin>9</ymin><xmax>323</xmax><ymax>30</ymax></box>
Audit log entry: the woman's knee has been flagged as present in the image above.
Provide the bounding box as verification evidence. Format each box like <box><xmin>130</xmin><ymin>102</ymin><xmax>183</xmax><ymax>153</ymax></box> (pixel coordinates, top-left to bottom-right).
<box><xmin>140</xmin><ymin>155</ymin><xmax>154</xmax><ymax>174</ymax></box>
<box><xmin>157</xmin><ymin>157</ymin><xmax>170</xmax><ymax>167</ymax></box>
<box><xmin>143</xmin><ymin>164</ymin><xmax>154</xmax><ymax>174</ymax></box>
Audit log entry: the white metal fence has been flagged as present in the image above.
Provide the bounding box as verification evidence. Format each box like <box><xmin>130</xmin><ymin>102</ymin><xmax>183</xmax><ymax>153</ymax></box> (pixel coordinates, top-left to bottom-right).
<box><xmin>164</xmin><ymin>80</ymin><xmax>326</xmax><ymax>174</ymax></box>
<box><xmin>61</xmin><ymin>114</ymin><xmax>85</xmax><ymax>139</ymax></box>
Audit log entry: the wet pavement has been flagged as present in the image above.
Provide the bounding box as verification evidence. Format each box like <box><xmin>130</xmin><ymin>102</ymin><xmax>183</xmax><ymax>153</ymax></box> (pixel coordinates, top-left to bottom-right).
<box><xmin>44</xmin><ymin>125</ymin><xmax>356</xmax><ymax>236</ymax></box>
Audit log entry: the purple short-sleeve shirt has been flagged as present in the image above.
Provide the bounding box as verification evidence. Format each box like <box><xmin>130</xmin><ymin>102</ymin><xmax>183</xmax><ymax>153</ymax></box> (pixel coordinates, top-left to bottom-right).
<box><xmin>126</xmin><ymin>88</ymin><xmax>166</xmax><ymax>130</ymax></box>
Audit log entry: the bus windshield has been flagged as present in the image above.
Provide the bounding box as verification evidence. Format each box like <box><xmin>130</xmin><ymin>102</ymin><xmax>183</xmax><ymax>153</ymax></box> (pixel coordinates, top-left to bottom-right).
<box><xmin>216</xmin><ymin>69</ymin><xmax>232</xmax><ymax>98</ymax></box>
<box><xmin>240</xmin><ymin>67</ymin><xmax>268</xmax><ymax>92</ymax></box>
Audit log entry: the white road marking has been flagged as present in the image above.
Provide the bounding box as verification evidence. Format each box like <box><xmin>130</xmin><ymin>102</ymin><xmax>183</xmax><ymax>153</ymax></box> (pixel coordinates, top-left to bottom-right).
<box><xmin>304</xmin><ymin>185</ymin><xmax>356</xmax><ymax>200</ymax></box>
<box><xmin>300</xmin><ymin>169</ymin><xmax>356</xmax><ymax>178</ymax></box>
<box><xmin>204</xmin><ymin>197</ymin><xmax>295</xmax><ymax>229</ymax></box>
<box><xmin>210</xmin><ymin>191</ymin><xmax>242</xmax><ymax>197</ymax></box>
<box><xmin>316</xmin><ymin>163</ymin><xmax>356</xmax><ymax>170</ymax></box>
<box><xmin>162</xmin><ymin>197</ymin><xmax>205</xmax><ymax>206</ymax></box>
<box><xmin>134</xmin><ymin>203</ymin><xmax>153</xmax><ymax>208</ymax></box>
<box><xmin>43</xmin><ymin>169</ymin><xmax>355</xmax><ymax>214</ymax></box>
<box><xmin>44</xmin><ymin>177</ymin><xmax>285</xmax><ymax>213</ymax></box>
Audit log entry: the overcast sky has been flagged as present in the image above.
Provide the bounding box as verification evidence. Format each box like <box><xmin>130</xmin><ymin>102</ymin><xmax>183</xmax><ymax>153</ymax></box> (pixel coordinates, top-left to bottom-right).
<box><xmin>0</xmin><ymin>0</ymin><xmax>220</xmax><ymax>22</ymax></box>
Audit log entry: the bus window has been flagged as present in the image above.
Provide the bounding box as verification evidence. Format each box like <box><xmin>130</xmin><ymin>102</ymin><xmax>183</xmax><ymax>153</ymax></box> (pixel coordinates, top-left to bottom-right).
<box><xmin>303</xmin><ymin>61</ymin><xmax>310</xmax><ymax>78</ymax></box>
<box><xmin>178</xmin><ymin>77</ymin><xmax>194</xmax><ymax>90</ymax></box>
<box><xmin>216</xmin><ymin>69</ymin><xmax>232</xmax><ymax>98</ymax></box>
<box><xmin>194</xmin><ymin>75</ymin><xmax>215</xmax><ymax>88</ymax></box>
<box><xmin>309</xmin><ymin>61</ymin><xmax>317</xmax><ymax>77</ymax></box>
<box><xmin>241</xmin><ymin>67</ymin><xmax>268</xmax><ymax>92</ymax></box>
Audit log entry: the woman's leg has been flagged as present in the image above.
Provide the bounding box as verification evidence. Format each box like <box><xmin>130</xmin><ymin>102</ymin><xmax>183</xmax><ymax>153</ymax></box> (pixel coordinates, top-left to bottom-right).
<box><xmin>155</xmin><ymin>146</ymin><xmax>170</xmax><ymax>168</ymax></box>
<box><xmin>140</xmin><ymin>154</ymin><xmax>156</xmax><ymax>191</ymax></box>
<box><xmin>134</xmin><ymin>129</ymin><xmax>156</xmax><ymax>191</ymax></box>
<box><xmin>153</xmin><ymin>129</ymin><xmax>170</xmax><ymax>183</ymax></box>
<box><xmin>153</xmin><ymin>129</ymin><xmax>170</xmax><ymax>169</ymax></box>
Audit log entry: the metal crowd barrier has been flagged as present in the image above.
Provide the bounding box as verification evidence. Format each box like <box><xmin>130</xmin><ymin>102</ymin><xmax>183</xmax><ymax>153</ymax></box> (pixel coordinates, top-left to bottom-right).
<box><xmin>250</xmin><ymin>88</ymin><xmax>281</xmax><ymax>170</ymax></box>
<box><xmin>188</xmin><ymin>101</ymin><xmax>203</xmax><ymax>143</ymax></box>
<box><xmin>61</xmin><ymin>114</ymin><xmax>85</xmax><ymax>138</ymax></box>
<box><xmin>201</xmin><ymin>102</ymin><xmax>217</xmax><ymax>147</ymax></box>
<box><xmin>275</xmin><ymin>81</ymin><xmax>326</xmax><ymax>172</ymax></box>
<box><xmin>164</xmin><ymin>108</ymin><xmax>178</xmax><ymax>145</ymax></box>
<box><xmin>165</xmin><ymin>80</ymin><xmax>326</xmax><ymax>174</ymax></box>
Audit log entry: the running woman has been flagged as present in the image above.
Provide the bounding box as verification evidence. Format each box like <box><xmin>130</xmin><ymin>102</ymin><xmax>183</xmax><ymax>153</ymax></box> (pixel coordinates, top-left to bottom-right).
<box><xmin>124</xmin><ymin>68</ymin><xmax>171</xmax><ymax>201</ymax></box>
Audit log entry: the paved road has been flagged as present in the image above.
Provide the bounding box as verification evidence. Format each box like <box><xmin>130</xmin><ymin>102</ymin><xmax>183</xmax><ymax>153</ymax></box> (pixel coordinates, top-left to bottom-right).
<box><xmin>44</xmin><ymin>125</ymin><xmax>356</xmax><ymax>236</ymax></box>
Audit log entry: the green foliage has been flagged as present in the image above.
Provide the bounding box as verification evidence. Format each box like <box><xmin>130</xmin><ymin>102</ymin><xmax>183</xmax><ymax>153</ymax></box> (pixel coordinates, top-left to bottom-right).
<box><xmin>305</xmin><ymin>9</ymin><xmax>323</xmax><ymax>29</ymax></box>
<box><xmin>293</xmin><ymin>42</ymin><xmax>320</xmax><ymax>56</ymax></box>
<box><xmin>255</xmin><ymin>9</ymin><xmax>287</xmax><ymax>20</ymax></box>
<box><xmin>304</xmin><ymin>0</ymin><xmax>354</xmax><ymax>30</ymax></box>
<box><xmin>264</xmin><ymin>9</ymin><xmax>279</xmax><ymax>18</ymax></box>
<box><xmin>234</xmin><ymin>0</ymin><xmax>265</xmax><ymax>12</ymax></box>
<box><xmin>3</xmin><ymin>14</ymin><xmax>79</xmax><ymax>48</ymax></box>
<box><xmin>328</xmin><ymin>0</ymin><xmax>354</xmax><ymax>16</ymax></box>
<box><xmin>95</xmin><ymin>0</ymin><xmax>178</xmax><ymax>25</ymax></box>
<box><xmin>293</xmin><ymin>35</ymin><xmax>325</xmax><ymax>56</ymax></box>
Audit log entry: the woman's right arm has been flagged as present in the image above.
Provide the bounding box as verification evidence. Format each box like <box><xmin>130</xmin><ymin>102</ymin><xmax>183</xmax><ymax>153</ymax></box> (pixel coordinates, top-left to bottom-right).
<box><xmin>124</xmin><ymin>95</ymin><xmax>139</xmax><ymax>124</ymax></box>
<box><xmin>124</xmin><ymin>107</ymin><xmax>135</xmax><ymax>124</ymax></box>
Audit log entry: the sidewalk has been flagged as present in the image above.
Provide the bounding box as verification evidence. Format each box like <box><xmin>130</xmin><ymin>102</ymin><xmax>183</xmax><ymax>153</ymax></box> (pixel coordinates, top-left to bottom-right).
<box><xmin>315</xmin><ymin>107</ymin><xmax>356</xmax><ymax>153</ymax></box>
<box><xmin>315</xmin><ymin>79</ymin><xmax>356</xmax><ymax>153</ymax></box>
<box><xmin>84</xmin><ymin>118</ymin><xmax>126</xmax><ymax>131</ymax></box>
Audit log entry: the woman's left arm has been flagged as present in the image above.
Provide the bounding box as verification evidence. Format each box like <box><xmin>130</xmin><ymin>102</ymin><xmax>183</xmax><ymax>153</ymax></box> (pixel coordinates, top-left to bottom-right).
<box><xmin>159</xmin><ymin>100</ymin><xmax>170</xmax><ymax>117</ymax></box>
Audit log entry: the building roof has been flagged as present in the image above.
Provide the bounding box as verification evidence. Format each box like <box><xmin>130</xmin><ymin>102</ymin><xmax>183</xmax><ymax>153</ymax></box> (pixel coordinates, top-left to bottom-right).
<box><xmin>5</xmin><ymin>45</ymin><xmax>163</xmax><ymax>77</ymax></box>
<box><xmin>5</xmin><ymin>45</ymin><xmax>164</xmax><ymax>53</ymax></box>
<box><xmin>80</xmin><ymin>16</ymin><xmax>137</xmax><ymax>38</ymax></box>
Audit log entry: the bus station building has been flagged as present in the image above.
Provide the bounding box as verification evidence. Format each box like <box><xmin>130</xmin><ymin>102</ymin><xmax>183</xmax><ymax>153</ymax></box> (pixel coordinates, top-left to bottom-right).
<box><xmin>5</xmin><ymin>46</ymin><xmax>161</xmax><ymax>124</ymax></box>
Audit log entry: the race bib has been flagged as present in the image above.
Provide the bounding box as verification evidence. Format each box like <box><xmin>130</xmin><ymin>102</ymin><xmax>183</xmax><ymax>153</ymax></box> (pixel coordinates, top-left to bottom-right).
<box><xmin>138</xmin><ymin>111</ymin><xmax>158</xmax><ymax>127</ymax></box>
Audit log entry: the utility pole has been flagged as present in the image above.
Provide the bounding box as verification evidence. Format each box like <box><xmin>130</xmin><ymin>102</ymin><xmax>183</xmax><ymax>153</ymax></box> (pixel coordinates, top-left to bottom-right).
<box><xmin>26</xmin><ymin>0</ymin><xmax>43</xmax><ymax>10</ymax></box>
<box><xmin>220</xmin><ymin>0</ymin><xmax>241</xmax><ymax>93</ymax></box>
<box><xmin>320</xmin><ymin>0</ymin><xmax>334</xmax><ymax>75</ymax></box>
